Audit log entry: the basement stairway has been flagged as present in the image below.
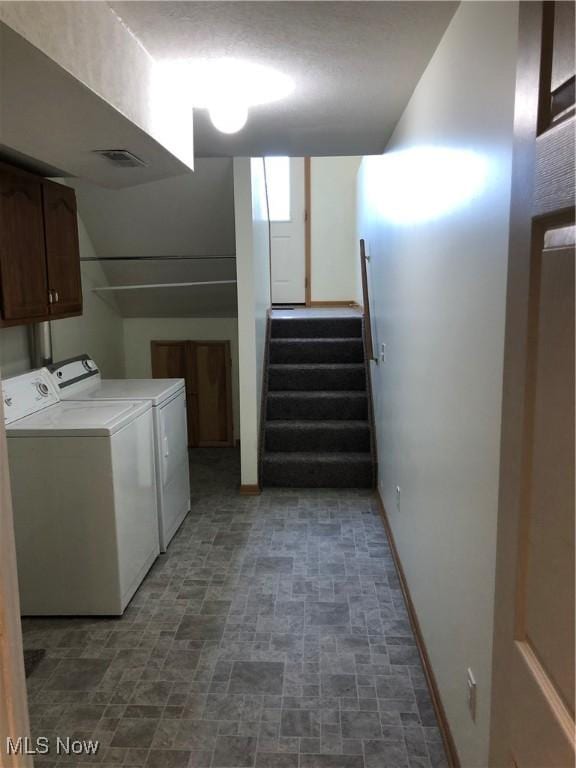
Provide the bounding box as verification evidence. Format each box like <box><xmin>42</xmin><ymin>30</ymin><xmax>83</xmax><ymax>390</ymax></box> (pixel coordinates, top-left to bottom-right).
<box><xmin>261</xmin><ymin>315</ymin><xmax>376</xmax><ymax>488</ymax></box>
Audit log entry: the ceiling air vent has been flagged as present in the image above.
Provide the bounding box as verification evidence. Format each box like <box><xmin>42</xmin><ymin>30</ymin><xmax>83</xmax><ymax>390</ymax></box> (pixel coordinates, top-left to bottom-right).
<box><xmin>92</xmin><ymin>149</ymin><xmax>148</xmax><ymax>168</ymax></box>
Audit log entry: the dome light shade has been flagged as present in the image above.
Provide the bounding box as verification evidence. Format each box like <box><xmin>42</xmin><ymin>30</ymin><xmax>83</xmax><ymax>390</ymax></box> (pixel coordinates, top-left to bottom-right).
<box><xmin>154</xmin><ymin>58</ymin><xmax>294</xmax><ymax>136</ymax></box>
<box><xmin>186</xmin><ymin>58</ymin><xmax>293</xmax><ymax>134</ymax></box>
<box><xmin>209</xmin><ymin>103</ymin><xmax>249</xmax><ymax>134</ymax></box>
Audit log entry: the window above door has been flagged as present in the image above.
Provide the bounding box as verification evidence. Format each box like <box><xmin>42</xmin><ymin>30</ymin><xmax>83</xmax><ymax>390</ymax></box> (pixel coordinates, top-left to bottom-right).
<box><xmin>264</xmin><ymin>156</ymin><xmax>290</xmax><ymax>221</ymax></box>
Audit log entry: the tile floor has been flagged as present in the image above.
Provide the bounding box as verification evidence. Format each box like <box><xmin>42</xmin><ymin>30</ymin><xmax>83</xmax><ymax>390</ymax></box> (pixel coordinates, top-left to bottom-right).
<box><xmin>23</xmin><ymin>449</ymin><xmax>448</xmax><ymax>768</ymax></box>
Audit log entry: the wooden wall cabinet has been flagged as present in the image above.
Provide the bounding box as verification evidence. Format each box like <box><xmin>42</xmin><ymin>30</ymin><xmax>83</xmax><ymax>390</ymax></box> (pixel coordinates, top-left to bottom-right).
<box><xmin>151</xmin><ymin>340</ymin><xmax>234</xmax><ymax>448</ymax></box>
<box><xmin>42</xmin><ymin>180</ymin><xmax>82</xmax><ymax>317</ymax></box>
<box><xmin>0</xmin><ymin>163</ymin><xmax>82</xmax><ymax>326</ymax></box>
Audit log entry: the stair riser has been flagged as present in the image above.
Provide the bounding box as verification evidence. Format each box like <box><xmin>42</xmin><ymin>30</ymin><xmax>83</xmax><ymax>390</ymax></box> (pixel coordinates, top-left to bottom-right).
<box><xmin>266</xmin><ymin>425</ymin><xmax>370</xmax><ymax>452</ymax></box>
<box><xmin>268</xmin><ymin>367</ymin><xmax>366</xmax><ymax>392</ymax></box>
<box><xmin>271</xmin><ymin>318</ymin><xmax>362</xmax><ymax>339</ymax></box>
<box><xmin>270</xmin><ymin>340</ymin><xmax>364</xmax><ymax>364</ymax></box>
<box><xmin>267</xmin><ymin>395</ymin><xmax>367</xmax><ymax>420</ymax></box>
<box><xmin>263</xmin><ymin>459</ymin><xmax>373</xmax><ymax>488</ymax></box>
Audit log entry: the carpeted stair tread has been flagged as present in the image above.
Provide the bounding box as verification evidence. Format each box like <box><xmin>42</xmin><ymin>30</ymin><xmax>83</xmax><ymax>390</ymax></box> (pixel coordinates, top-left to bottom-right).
<box><xmin>268</xmin><ymin>363</ymin><xmax>366</xmax><ymax>391</ymax></box>
<box><xmin>269</xmin><ymin>338</ymin><xmax>364</xmax><ymax>364</ymax></box>
<box><xmin>261</xmin><ymin>315</ymin><xmax>375</xmax><ymax>488</ymax></box>
<box><xmin>267</xmin><ymin>391</ymin><xmax>368</xmax><ymax>420</ymax></box>
<box><xmin>263</xmin><ymin>451</ymin><xmax>373</xmax><ymax>488</ymax></box>
<box><xmin>265</xmin><ymin>420</ymin><xmax>371</xmax><ymax>453</ymax></box>
<box><xmin>271</xmin><ymin>317</ymin><xmax>362</xmax><ymax>339</ymax></box>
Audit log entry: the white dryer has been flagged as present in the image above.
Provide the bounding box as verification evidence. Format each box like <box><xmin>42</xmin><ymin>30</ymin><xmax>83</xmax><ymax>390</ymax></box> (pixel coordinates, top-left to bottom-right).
<box><xmin>3</xmin><ymin>369</ymin><xmax>159</xmax><ymax>616</ymax></box>
<box><xmin>47</xmin><ymin>355</ymin><xmax>191</xmax><ymax>552</ymax></box>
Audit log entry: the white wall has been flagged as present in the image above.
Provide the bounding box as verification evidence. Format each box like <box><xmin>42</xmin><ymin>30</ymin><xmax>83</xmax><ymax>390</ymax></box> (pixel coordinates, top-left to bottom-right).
<box><xmin>311</xmin><ymin>156</ymin><xmax>362</xmax><ymax>303</ymax></box>
<box><xmin>72</xmin><ymin>160</ymin><xmax>234</xmax><ymax>259</ymax></box>
<box><xmin>356</xmin><ymin>4</ymin><xmax>518</xmax><ymax>766</ymax></box>
<box><xmin>51</xmin><ymin>219</ymin><xmax>125</xmax><ymax>378</ymax></box>
<box><xmin>234</xmin><ymin>157</ymin><xmax>271</xmax><ymax>486</ymax></box>
<box><xmin>0</xmin><ymin>327</ymin><xmax>30</xmax><ymax>379</ymax></box>
<box><xmin>123</xmin><ymin>317</ymin><xmax>240</xmax><ymax>441</ymax></box>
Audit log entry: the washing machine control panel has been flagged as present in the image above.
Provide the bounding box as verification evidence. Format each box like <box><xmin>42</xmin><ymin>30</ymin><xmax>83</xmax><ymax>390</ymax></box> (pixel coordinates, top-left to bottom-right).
<box><xmin>47</xmin><ymin>355</ymin><xmax>101</xmax><ymax>392</ymax></box>
<box><xmin>2</xmin><ymin>370</ymin><xmax>60</xmax><ymax>424</ymax></box>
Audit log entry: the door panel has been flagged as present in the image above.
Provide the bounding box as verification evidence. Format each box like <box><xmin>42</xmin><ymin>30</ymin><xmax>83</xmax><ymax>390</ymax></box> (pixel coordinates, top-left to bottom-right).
<box><xmin>0</xmin><ymin>172</ymin><xmax>48</xmax><ymax>321</ymax></box>
<box><xmin>549</xmin><ymin>0</ymin><xmax>574</xmax><ymax>125</ymax></box>
<box><xmin>511</xmin><ymin>643</ymin><xmax>575</xmax><ymax>768</ymax></box>
<box><xmin>195</xmin><ymin>341</ymin><xmax>233</xmax><ymax>446</ymax></box>
<box><xmin>270</xmin><ymin>157</ymin><xmax>306</xmax><ymax>304</ymax></box>
<box><xmin>151</xmin><ymin>341</ymin><xmax>195</xmax><ymax>447</ymax></box>
<box><xmin>510</xmin><ymin>223</ymin><xmax>575</xmax><ymax>768</ymax></box>
<box><xmin>43</xmin><ymin>181</ymin><xmax>82</xmax><ymax>316</ymax></box>
<box><xmin>490</xmin><ymin>3</ymin><xmax>575</xmax><ymax>766</ymax></box>
<box><xmin>522</xmin><ymin>226</ymin><xmax>574</xmax><ymax>715</ymax></box>
<box><xmin>151</xmin><ymin>340</ymin><xmax>233</xmax><ymax>448</ymax></box>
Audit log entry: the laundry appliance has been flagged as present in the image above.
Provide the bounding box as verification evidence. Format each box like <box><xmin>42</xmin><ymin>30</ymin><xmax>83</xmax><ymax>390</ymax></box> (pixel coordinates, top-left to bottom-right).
<box><xmin>3</xmin><ymin>368</ymin><xmax>159</xmax><ymax>615</ymax></box>
<box><xmin>48</xmin><ymin>355</ymin><xmax>191</xmax><ymax>552</ymax></box>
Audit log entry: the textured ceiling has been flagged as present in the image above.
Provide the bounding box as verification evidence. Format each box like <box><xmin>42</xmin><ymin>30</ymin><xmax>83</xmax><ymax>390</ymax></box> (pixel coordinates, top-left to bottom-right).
<box><xmin>109</xmin><ymin>1</ymin><xmax>458</xmax><ymax>157</ymax></box>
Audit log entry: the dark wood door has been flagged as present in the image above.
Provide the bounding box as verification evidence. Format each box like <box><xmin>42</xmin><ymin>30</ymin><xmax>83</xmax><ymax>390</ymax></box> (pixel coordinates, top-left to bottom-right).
<box><xmin>151</xmin><ymin>340</ymin><xmax>196</xmax><ymax>447</ymax></box>
<box><xmin>151</xmin><ymin>340</ymin><xmax>233</xmax><ymax>448</ymax></box>
<box><xmin>42</xmin><ymin>181</ymin><xmax>82</xmax><ymax>316</ymax></box>
<box><xmin>490</xmin><ymin>2</ymin><xmax>575</xmax><ymax>766</ymax></box>
<box><xmin>0</xmin><ymin>171</ymin><xmax>48</xmax><ymax>321</ymax></box>
<box><xmin>193</xmin><ymin>341</ymin><xmax>234</xmax><ymax>447</ymax></box>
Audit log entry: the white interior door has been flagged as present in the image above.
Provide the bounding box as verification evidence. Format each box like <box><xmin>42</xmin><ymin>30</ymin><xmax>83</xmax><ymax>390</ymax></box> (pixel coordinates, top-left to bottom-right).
<box><xmin>266</xmin><ymin>157</ymin><xmax>305</xmax><ymax>304</ymax></box>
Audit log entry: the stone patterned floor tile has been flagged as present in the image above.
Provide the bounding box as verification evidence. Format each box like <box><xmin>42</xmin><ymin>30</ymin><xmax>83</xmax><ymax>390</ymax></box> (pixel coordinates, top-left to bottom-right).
<box><xmin>22</xmin><ymin>448</ymin><xmax>448</xmax><ymax>768</ymax></box>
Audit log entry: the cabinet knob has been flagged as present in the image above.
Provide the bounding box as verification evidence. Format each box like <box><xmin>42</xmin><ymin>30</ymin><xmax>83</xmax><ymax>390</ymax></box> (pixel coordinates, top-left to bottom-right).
<box><xmin>48</xmin><ymin>289</ymin><xmax>59</xmax><ymax>304</ymax></box>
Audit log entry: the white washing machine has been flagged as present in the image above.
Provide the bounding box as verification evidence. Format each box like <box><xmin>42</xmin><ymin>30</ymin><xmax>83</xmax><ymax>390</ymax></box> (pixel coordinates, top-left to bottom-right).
<box><xmin>3</xmin><ymin>368</ymin><xmax>159</xmax><ymax>616</ymax></box>
<box><xmin>47</xmin><ymin>355</ymin><xmax>191</xmax><ymax>552</ymax></box>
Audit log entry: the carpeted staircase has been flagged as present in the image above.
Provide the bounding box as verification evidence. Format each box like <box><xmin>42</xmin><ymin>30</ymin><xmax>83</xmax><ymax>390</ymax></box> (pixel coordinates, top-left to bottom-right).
<box><xmin>261</xmin><ymin>315</ymin><xmax>376</xmax><ymax>488</ymax></box>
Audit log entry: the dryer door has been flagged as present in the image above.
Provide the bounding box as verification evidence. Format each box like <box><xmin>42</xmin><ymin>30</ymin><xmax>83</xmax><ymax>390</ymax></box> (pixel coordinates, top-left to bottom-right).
<box><xmin>159</xmin><ymin>390</ymin><xmax>188</xmax><ymax>485</ymax></box>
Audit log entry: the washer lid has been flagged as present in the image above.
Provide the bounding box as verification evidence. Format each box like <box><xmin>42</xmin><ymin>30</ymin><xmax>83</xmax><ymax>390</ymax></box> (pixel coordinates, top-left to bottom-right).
<box><xmin>6</xmin><ymin>399</ymin><xmax>151</xmax><ymax>437</ymax></box>
<box><xmin>59</xmin><ymin>378</ymin><xmax>185</xmax><ymax>406</ymax></box>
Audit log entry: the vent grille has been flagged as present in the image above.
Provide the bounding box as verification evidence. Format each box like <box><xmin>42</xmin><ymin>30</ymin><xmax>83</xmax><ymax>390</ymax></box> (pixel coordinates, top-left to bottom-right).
<box><xmin>92</xmin><ymin>149</ymin><xmax>148</xmax><ymax>168</ymax></box>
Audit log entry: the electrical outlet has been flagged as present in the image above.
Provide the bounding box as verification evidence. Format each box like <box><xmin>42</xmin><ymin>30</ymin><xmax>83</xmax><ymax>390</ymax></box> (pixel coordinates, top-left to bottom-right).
<box><xmin>467</xmin><ymin>668</ymin><xmax>477</xmax><ymax>721</ymax></box>
<box><xmin>380</xmin><ymin>343</ymin><xmax>387</xmax><ymax>363</ymax></box>
<box><xmin>395</xmin><ymin>486</ymin><xmax>401</xmax><ymax>512</ymax></box>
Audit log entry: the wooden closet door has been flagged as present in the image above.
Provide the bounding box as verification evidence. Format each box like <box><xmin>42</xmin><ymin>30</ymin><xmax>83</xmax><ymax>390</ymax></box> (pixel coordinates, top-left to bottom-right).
<box><xmin>42</xmin><ymin>181</ymin><xmax>82</xmax><ymax>316</ymax></box>
<box><xmin>151</xmin><ymin>340</ymin><xmax>196</xmax><ymax>447</ymax></box>
<box><xmin>151</xmin><ymin>340</ymin><xmax>233</xmax><ymax>448</ymax></box>
<box><xmin>193</xmin><ymin>341</ymin><xmax>233</xmax><ymax>447</ymax></box>
<box><xmin>0</xmin><ymin>171</ymin><xmax>48</xmax><ymax>321</ymax></box>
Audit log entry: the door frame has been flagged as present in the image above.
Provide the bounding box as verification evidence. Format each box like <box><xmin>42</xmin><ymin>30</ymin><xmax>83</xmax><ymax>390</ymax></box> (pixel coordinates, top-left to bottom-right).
<box><xmin>269</xmin><ymin>156</ymin><xmax>356</xmax><ymax>310</ymax></box>
<box><xmin>0</xmin><ymin>396</ymin><xmax>33</xmax><ymax>767</ymax></box>
<box><xmin>304</xmin><ymin>157</ymin><xmax>311</xmax><ymax>307</ymax></box>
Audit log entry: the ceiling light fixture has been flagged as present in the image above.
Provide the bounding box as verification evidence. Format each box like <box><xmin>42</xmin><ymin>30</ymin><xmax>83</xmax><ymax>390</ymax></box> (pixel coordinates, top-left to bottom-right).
<box><xmin>208</xmin><ymin>102</ymin><xmax>249</xmax><ymax>135</ymax></box>
<box><xmin>188</xmin><ymin>58</ymin><xmax>294</xmax><ymax>135</ymax></box>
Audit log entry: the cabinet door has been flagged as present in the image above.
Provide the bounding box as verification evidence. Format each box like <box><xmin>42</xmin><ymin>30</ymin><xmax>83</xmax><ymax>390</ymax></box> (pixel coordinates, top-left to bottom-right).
<box><xmin>42</xmin><ymin>181</ymin><xmax>82</xmax><ymax>316</ymax></box>
<box><xmin>0</xmin><ymin>172</ymin><xmax>48</xmax><ymax>321</ymax></box>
